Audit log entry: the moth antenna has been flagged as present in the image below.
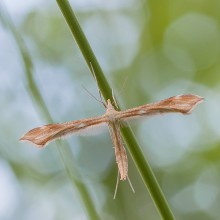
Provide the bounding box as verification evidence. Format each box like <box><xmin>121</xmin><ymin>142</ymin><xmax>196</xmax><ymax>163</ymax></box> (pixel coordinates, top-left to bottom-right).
<box><xmin>113</xmin><ymin>171</ymin><xmax>120</xmax><ymax>199</ymax></box>
<box><xmin>87</xmin><ymin>62</ymin><xmax>106</xmax><ymax>108</ymax></box>
<box><xmin>119</xmin><ymin>74</ymin><xmax>129</xmax><ymax>95</ymax></box>
<box><xmin>82</xmin><ymin>85</ymin><xmax>105</xmax><ymax>107</ymax></box>
<box><xmin>98</xmin><ymin>89</ymin><xmax>106</xmax><ymax>108</ymax></box>
<box><xmin>89</xmin><ymin>61</ymin><xmax>97</xmax><ymax>80</ymax></box>
<box><xmin>127</xmin><ymin>176</ymin><xmax>135</xmax><ymax>194</ymax></box>
<box><xmin>112</xmin><ymin>89</ymin><xmax>119</xmax><ymax>109</ymax></box>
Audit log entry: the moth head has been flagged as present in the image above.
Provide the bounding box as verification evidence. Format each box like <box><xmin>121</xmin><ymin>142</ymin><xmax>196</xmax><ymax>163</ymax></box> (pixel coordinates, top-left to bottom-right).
<box><xmin>106</xmin><ymin>99</ymin><xmax>114</xmax><ymax>110</ymax></box>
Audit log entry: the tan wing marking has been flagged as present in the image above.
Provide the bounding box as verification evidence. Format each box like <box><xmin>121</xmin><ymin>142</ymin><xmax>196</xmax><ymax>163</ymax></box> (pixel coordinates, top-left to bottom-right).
<box><xmin>19</xmin><ymin>116</ymin><xmax>108</xmax><ymax>147</ymax></box>
<box><xmin>108</xmin><ymin>121</ymin><xmax>128</xmax><ymax>180</ymax></box>
<box><xmin>116</xmin><ymin>94</ymin><xmax>204</xmax><ymax>120</ymax></box>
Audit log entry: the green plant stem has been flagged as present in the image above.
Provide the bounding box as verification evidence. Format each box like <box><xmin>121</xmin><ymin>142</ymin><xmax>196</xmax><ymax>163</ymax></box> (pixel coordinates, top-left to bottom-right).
<box><xmin>0</xmin><ymin>3</ymin><xmax>100</xmax><ymax>220</ymax></box>
<box><xmin>56</xmin><ymin>0</ymin><xmax>174</xmax><ymax>219</ymax></box>
<box><xmin>56</xmin><ymin>0</ymin><xmax>112</xmax><ymax>102</ymax></box>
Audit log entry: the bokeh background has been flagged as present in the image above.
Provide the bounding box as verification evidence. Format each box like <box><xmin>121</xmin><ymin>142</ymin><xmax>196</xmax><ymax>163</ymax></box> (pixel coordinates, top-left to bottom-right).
<box><xmin>1</xmin><ymin>0</ymin><xmax>220</xmax><ymax>219</ymax></box>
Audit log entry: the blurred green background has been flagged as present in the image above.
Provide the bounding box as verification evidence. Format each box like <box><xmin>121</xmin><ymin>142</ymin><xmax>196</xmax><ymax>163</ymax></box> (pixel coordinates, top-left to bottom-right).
<box><xmin>0</xmin><ymin>0</ymin><xmax>219</xmax><ymax>219</ymax></box>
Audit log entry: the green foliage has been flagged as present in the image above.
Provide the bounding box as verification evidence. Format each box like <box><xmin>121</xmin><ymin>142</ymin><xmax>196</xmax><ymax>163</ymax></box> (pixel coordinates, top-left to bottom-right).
<box><xmin>0</xmin><ymin>0</ymin><xmax>218</xmax><ymax>220</ymax></box>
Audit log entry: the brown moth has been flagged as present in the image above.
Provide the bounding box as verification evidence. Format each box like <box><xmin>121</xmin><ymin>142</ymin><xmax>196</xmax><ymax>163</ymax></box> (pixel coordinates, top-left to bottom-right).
<box><xmin>20</xmin><ymin>94</ymin><xmax>203</xmax><ymax>197</ymax></box>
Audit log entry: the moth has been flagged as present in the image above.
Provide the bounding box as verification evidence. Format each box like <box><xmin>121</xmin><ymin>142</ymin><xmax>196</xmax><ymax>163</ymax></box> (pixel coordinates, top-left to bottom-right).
<box><xmin>20</xmin><ymin>94</ymin><xmax>203</xmax><ymax>197</ymax></box>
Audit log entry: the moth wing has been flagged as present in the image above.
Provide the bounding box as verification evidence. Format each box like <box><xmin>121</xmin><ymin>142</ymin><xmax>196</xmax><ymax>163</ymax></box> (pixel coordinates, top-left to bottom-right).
<box><xmin>19</xmin><ymin>116</ymin><xmax>108</xmax><ymax>148</ymax></box>
<box><xmin>116</xmin><ymin>94</ymin><xmax>203</xmax><ymax>121</ymax></box>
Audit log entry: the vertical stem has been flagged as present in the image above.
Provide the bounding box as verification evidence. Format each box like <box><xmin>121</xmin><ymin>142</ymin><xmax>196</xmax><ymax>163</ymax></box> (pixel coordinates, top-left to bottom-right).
<box><xmin>56</xmin><ymin>0</ymin><xmax>174</xmax><ymax>219</ymax></box>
